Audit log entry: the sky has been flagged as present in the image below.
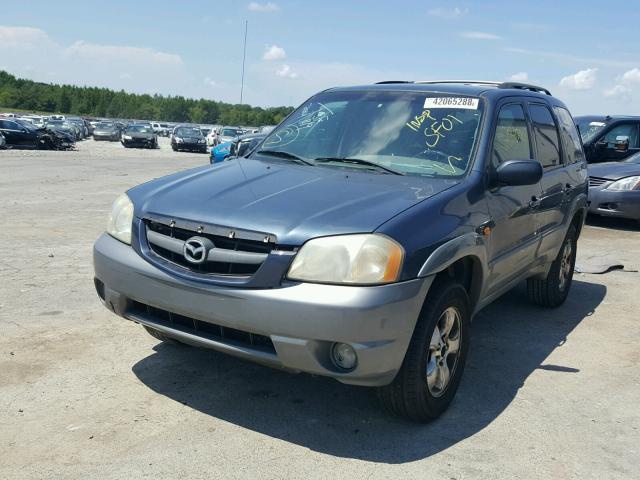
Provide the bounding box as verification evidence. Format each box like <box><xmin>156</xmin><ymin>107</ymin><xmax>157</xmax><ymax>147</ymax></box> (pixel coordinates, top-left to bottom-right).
<box><xmin>2</xmin><ymin>0</ymin><xmax>640</xmax><ymax>115</ymax></box>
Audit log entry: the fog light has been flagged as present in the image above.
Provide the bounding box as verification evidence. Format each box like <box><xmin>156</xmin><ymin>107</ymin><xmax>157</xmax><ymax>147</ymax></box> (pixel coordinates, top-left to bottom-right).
<box><xmin>331</xmin><ymin>343</ymin><xmax>357</xmax><ymax>370</ymax></box>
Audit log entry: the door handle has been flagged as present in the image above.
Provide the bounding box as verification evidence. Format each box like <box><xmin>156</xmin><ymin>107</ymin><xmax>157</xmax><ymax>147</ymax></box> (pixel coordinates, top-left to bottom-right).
<box><xmin>529</xmin><ymin>196</ymin><xmax>541</xmax><ymax>208</ymax></box>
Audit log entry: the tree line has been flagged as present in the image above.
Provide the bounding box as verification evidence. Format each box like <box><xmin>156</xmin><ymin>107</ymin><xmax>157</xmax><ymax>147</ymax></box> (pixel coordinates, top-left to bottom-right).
<box><xmin>0</xmin><ymin>70</ymin><xmax>293</xmax><ymax>125</ymax></box>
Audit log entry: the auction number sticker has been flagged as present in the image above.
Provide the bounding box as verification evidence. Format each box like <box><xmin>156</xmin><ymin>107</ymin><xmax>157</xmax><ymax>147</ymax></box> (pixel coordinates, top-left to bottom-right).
<box><xmin>424</xmin><ymin>97</ymin><xmax>479</xmax><ymax>110</ymax></box>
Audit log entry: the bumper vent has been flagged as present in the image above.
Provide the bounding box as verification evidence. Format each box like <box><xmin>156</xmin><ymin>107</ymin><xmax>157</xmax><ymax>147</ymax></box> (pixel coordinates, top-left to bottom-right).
<box><xmin>129</xmin><ymin>301</ymin><xmax>276</xmax><ymax>354</ymax></box>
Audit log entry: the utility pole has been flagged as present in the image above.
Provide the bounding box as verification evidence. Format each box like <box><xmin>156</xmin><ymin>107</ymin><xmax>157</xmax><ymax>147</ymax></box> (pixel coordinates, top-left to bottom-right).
<box><xmin>240</xmin><ymin>20</ymin><xmax>248</xmax><ymax>105</ymax></box>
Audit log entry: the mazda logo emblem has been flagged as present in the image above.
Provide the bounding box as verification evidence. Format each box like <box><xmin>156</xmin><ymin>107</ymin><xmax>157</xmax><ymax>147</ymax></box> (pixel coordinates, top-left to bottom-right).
<box><xmin>183</xmin><ymin>236</ymin><xmax>214</xmax><ymax>264</ymax></box>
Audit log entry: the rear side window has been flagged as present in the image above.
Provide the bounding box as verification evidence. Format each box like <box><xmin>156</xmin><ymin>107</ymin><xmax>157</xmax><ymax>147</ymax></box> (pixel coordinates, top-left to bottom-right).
<box><xmin>553</xmin><ymin>107</ymin><xmax>585</xmax><ymax>164</ymax></box>
<box><xmin>529</xmin><ymin>104</ymin><xmax>561</xmax><ymax>169</ymax></box>
<box><xmin>492</xmin><ymin>104</ymin><xmax>531</xmax><ymax>167</ymax></box>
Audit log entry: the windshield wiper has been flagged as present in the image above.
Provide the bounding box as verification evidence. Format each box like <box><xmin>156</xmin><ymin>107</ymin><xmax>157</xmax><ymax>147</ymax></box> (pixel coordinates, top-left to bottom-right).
<box><xmin>256</xmin><ymin>150</ymin><xmax>315</xmax><ymax>166</ymax></box>
<box><xmin>314</xmin><ymin>157</ymin><xmax>405</xmax><ymax>175</ymax></box>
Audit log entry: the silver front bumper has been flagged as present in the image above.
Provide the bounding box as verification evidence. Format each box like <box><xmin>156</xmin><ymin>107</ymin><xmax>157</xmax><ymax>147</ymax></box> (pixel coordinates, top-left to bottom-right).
<box><xmin>93</xmin><ymin>233</ymin><xmax>433</xmax><ymax>386</ymax></box>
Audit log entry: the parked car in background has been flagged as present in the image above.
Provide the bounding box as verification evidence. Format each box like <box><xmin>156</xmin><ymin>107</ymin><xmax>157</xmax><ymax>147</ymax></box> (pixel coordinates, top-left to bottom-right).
<box><xmin>66</xmin><ymin>117</ymin><xmax>89</xmax><ymax>138</ymax></box>
<box><xmin>93</xmin><ymin>122</ymin><xmax>121</xmax><ymax>141</ymax></box>
<box><xmin>216</xmin><ymin>126</ymin><xmax>243</xmax><ymax>145</ymax></box>
<box><xmin>588</xmin><ymin>152</ymin><xmax>640</xmax><ymax>222</ymax></box>
<box><xmin>94</xmin><ymin>80</ymin><xmax>588</xmax><ymax>422</ymax></box>
<box><xmin>151</xmin><ymin>122</ymin><xmax>171</xmax><ymax>137</ymax></box>
<box><xmin>171</xmin><ymin>125</ymin><xmax>208</xmax><ymax>152</ymax></box>
<box><xmin>577</xmin><ymin>115</ymin><xmax>640</xmax><ymax>163</ymax></box>
<box><xmin>258</xmin><ymin>125</ymin><xmax>276</xmax><ymax>134</ymax></box>
<box><xmin>210</xmin><ymin>133</ymin><xmax>266</xmax><ymax>164</ymax></box>
<box><xmin>121</xmin><ymin>124</ymin><xmax>157</xmax><ymax>149</ymax></box>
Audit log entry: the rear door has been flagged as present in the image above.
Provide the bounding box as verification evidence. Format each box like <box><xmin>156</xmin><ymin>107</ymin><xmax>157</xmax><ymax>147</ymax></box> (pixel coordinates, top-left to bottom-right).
<box><xmin>485</xmin><ymin>100</ymin><xmax>543</xmax><ymax>294</ymax></box>
<box><xmin>527</xmin><ymin>103</ymin><xmax>569</xmax><ymax>250</ymax></box>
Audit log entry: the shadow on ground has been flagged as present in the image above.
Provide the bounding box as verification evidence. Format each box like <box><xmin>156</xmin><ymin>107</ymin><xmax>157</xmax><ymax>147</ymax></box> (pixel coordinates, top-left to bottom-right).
<box><xmin>586</xmin><ymin>214</ymin><xmax>639</xmax><ymax>232</ymax></box>
<box><xmin>132</xmin><ymin>280</ymin><xmax>605</xmax><ymax>464</ymax></box>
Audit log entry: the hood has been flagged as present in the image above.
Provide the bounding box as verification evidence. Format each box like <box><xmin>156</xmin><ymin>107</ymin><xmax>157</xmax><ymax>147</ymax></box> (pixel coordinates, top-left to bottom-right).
<box><xmin>588</xmin><ymin>162</ymin><xmax>640</xmax><ymax>181</ymax></box>
<box><xmin>129</xmin><ymin>158</ymin><xmax>457</xmax><ymax>245</ymax></box>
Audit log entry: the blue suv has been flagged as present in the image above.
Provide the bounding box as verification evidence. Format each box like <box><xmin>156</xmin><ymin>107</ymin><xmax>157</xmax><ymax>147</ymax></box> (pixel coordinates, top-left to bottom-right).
<box><xmin>94</xmin><ymin>81</ymin><xmax>588</xmax><ymax>421</ymax></box>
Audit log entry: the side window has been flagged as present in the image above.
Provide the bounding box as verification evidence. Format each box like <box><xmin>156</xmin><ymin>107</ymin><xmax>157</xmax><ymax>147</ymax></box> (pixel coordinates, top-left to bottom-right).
<box><xmin>600</xmin><ymin>124</ymin><xmax>639</xmax><ymax>148</ymax></box>
<box><xmin>529</xmin><ymin>104</ymin><xmax>561</xmax><ymax>169</ymax></box>
<box><xmin>491</xmin><ymin>104</ymin><xmax>531</xmax><ymax>168</ymax></box>
<box><xmin>553</xmin><ymin>107</ymin><xmax>585</xmax><ymax>164</ymax></box>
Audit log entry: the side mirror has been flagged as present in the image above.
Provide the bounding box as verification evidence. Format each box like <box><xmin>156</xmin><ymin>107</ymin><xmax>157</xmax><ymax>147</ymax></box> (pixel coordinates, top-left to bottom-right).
<box><xmin>495</xmin><ymin>159</ymin><xmax>543</xmax><ymax>187</ymax></box>
<box><xmin>614</xmin><ymin>135</ymin><xmax>629</xmax><ymax>152</ymax></box>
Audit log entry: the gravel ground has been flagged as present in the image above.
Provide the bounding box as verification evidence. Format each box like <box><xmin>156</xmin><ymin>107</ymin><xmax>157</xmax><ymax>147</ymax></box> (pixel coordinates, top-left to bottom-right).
<box><xmin>1</xmin><ymin>138</ymin><xmax>639</xmax><ymax>479</ymax></box>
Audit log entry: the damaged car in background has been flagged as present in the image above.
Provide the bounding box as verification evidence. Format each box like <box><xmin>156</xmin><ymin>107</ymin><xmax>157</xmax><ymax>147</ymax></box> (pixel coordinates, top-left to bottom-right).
<box><xmin>0</xmin><ymin>118</ymin><xmax>74</xmax><ymax>150</ymax></box>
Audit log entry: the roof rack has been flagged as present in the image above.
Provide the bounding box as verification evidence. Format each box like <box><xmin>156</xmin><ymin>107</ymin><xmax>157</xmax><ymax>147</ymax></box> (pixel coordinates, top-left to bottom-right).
<box><xmin>375</xmin><ymin>79</ymin><xmax>552</xmax><ymax>96</ymax></box>
<box><xmin>414</xmin><ymin>80</ymin><xmax>502</xmax><ymax>86</ymax></box>
<box><xmin>375</xmin><ymin>80</ymin><xmax>414</xmax><ymax>84</ymax></box>
<box><xmin>498</xmin><ymin>82</ymin><xmax>552</xmax><ymax>96</ymax></box>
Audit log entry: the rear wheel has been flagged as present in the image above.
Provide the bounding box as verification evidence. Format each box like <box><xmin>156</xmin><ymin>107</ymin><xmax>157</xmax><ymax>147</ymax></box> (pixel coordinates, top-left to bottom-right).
<box><xmin>377</xmin><ymin>280</ymin><xmax>470</xmax><ymax>422</ymax></box>
<box><xmin>527</xmin><ymin>224</ymin><xmax>578</xmax><ymax>307</ymax></box>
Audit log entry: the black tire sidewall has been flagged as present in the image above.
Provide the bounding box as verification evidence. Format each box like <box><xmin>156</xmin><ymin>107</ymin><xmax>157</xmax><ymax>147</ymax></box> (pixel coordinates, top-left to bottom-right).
<box><xmin>398</xmin><ymin>281</ymin><xmax>471</xmax><ymax>420</ymax></box>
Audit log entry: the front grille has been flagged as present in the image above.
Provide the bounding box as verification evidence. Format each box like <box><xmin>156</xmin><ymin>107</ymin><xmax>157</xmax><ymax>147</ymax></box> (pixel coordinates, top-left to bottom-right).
<box><xmin>129</xmin><ymin>301</ymin><xmax>276</xmax><ymax>354</ymax></box>
<box><xmin>588</xmin><ymin>176</ymin><xmax>608</xmax><ymax>188</ymax></box>
<box><xmin>145</xmin><ymin>220</ymin><xmax>272</xmax><ymax>276</ymax></box>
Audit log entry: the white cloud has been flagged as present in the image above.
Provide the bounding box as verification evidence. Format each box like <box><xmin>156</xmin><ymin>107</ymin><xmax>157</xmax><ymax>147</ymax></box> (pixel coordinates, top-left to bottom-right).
<box><xmin>0</xmin><ymin>26</ymin><xmax>52</xmax><ymax>47</ymax></box>
<box><xmin>559</xmin><ymin>68</ymin><xmax>598</xmax><ymax>90</ymax></box>
<box><xmin>460</xmin><ymin>31</ymin><xmax>502</xmax><ymax>41</ymax></box>
<box><xmin>262</xmin><ymin>45</ymin><xmax>286</xmax><ymax>61</ymax></box>
<box><xmin>621</xmin><ymin>67</ymin><xmax>640</xmax><ymax>84</ymax></box>
<box><xmin>119</xmin><ymin>72</ymin><xmax>132</xmax><ymax>80</ymax></box>
<box><xmin>248</xmin><ymin>2</ymin><xmax>279</xmax><ymax>12</ymax></box>
<box><xmin>275</xmin><ymin>64</ymin><xmax>298</xmax><ymax>79</ymax></box>
<box><xmin>65</xmin><ymin>41</ymin><xmax>182</xmax><ymax>66</ymax></box>
<box><xmin>203</xmin><ymin>77</ymin><xmax>217</xmax><ymax>87</ymax></box>
<box><xmin>427</xmin><ymin>7</ymin><xmax>468</xmax><ymax>18</ymax></box>
<box><xmin>508</xmin><ymin>72</ymin><xmax>529</xmax><ymax>82</ymax></box>
<box><xmin>603</xmin><ymin>84</ymin><xmax>631</xmax><ymax>99</ymax></box>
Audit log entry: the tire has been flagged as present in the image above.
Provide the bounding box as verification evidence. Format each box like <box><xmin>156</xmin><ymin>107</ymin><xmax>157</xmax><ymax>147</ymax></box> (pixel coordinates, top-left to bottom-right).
<box><xmin>377</xmin><ymin>279</ymin><xmax>471</xmax><ymax>422</ymax></box>
<box><xmin>143</xmin><ymin>326</ymin><xmax>182</xmax><ymax>344</ymax></box>
<box><xmin>527</xmin><ymin>224</ymin><xmax>578</xmax><ymax>308</ymax></box>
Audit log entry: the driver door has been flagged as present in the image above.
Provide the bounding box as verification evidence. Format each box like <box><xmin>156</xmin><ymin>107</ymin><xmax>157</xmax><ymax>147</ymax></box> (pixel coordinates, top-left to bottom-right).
<box><xmin>484</xmin><ymin>100</ymin><xmax>543</xmax><ymax>295</ymax></box>
<box><xmin>594</xmin><ymin>122</ymin><xmax>640</xmax><ymax>162</ymax></box>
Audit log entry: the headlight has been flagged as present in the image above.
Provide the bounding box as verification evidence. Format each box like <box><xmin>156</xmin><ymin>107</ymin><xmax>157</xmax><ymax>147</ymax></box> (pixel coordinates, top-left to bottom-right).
<box><xmin>123</xmin><ymin>135</ymin><xmax>132</xmax><ymax>140</ymax></box>
<box><xmin>198</xmin><ymin>139</ymin><xmax>205</xmax><ymax>143</ymax></box>
<box><xmin>287</xmin><ymin>234</ymin><xmax>404</xmax><ymax>285</ymax></box>
<box><xmin>176</xmin><ymin>137</ymin><xmax>183</xmax><ymax>143</ymax></box>
<box><xmin>106</xmin><ymin>193</ymin><xmax>134</xmax><ymax>244</ymax></box>
<box><xmin>606</xmin><ymin>176</ymin><xmax>640</xmax><ymax>191</ymax></box>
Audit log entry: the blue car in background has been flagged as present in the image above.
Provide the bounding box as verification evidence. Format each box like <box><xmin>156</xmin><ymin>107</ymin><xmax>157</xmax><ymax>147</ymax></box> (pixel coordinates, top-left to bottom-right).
<box><xmin>210</xmin><ymin>133</ymin><xmax>266</xmax><ymax>164</ymax></box>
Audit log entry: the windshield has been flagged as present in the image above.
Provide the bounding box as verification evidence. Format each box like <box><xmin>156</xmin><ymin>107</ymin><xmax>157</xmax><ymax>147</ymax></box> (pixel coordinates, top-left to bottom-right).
<box><xmin>575</xmin><ymin>118</ymin><xmax>607</xmax><ymax>140</ymax></box>
<box><xmin>176</xmin><ymin>127</ymin><xmax>203</xmax><ymax>137</ymax></box>
<box><xmin>221</xmin><ymin>128</ymin><xmax>240</xmax><ymax>137</ymax></box>
<box><xmin>127</xmin><ymin>125</ymin><xmax>152</xmax><ymax>133</ymax></box>
<box><xmin>96</xmin><ymin>122</ymin><xmax>114</xmax><ymax>129</ymax></box>
<box><xmin>256</xmin><ymin>90</ymin><xmax>485</xmax><ymax>177</ymax></box>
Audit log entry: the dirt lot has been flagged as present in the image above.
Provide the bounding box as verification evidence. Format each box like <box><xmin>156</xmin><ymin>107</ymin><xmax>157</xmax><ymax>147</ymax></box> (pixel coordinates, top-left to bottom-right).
<box><xmin>1</xmin><ymin>138</ymin><xmax>639</xmax><ymax>479</ymax></box>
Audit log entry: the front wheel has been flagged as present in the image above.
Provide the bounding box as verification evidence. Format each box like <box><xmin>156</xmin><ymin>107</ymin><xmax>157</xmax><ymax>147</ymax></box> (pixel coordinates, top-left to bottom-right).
<box><xmin>527</xmin><ymin>224</ymin><xmax>577</xmax><ymax>307</ymax></box>
<box><xmin>377</xmin><ymin>280</ymin><xmax>470</xmax><ymax>422</ymax></box>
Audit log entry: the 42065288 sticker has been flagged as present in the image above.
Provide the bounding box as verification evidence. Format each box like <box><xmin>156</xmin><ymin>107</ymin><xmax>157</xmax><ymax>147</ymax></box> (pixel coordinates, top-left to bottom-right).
<box><xmin>423</xmin><ymin>97</ymin><xmax>479</xmax><ymax>110</ymax></box>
